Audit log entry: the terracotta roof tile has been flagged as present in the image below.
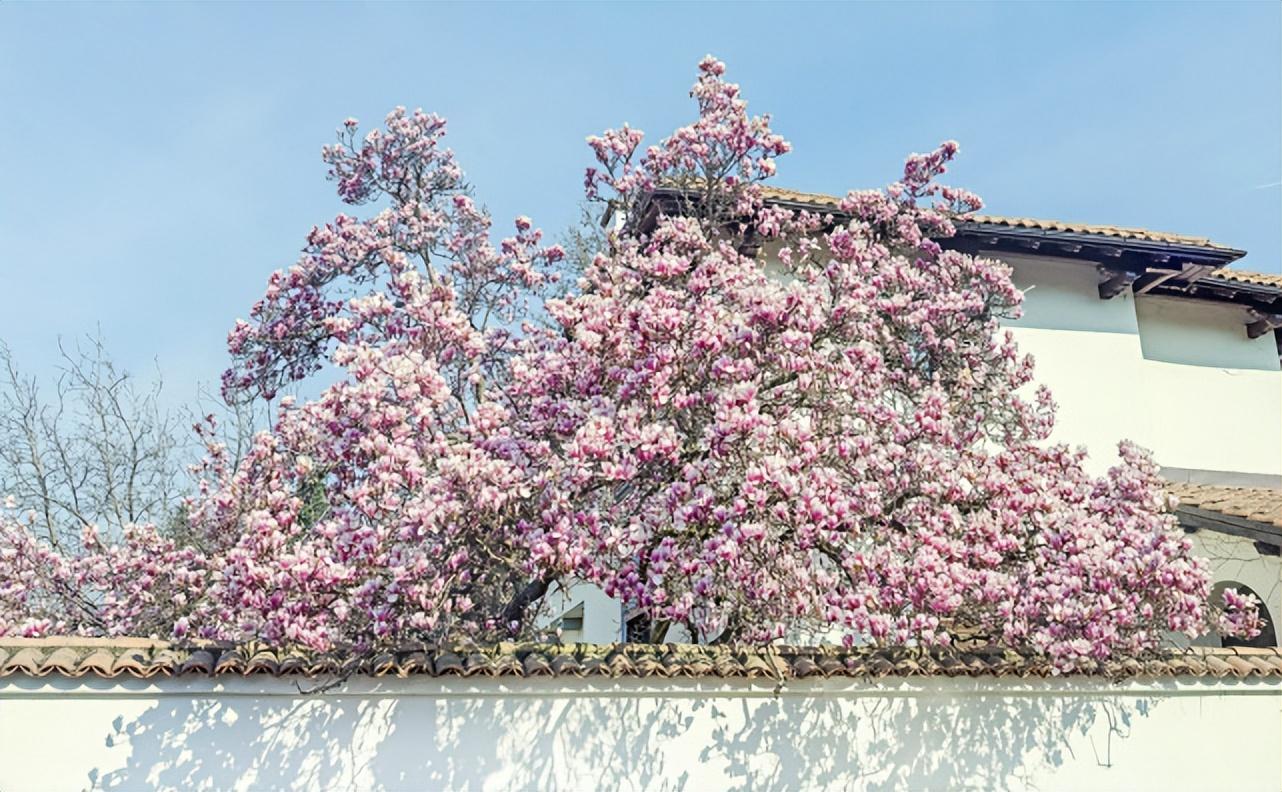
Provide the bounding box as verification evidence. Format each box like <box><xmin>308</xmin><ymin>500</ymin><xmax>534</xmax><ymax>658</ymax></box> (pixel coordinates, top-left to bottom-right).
<box><xmin>1167</xmin><ymin>483</ymin><xmax>1282</xmax><ymax>529</ymax></box>
<box><xmin>759</xmin><ymin>186</ymin><xmax>844</xmax><ymax>209</ymax></box>
<box><xmin>2</xmin><ymin>638</ymin><xmax>1279</xmax><ymax>681</ymax></box>
<box><xmin>960</xmin><ymin>215</ymin><xmax>1226</xmax><ymax>250</ymax></box>
<box><xmin>757</xmin><ymin>185</ymin><xmax>1243</xmax><ymax>252</ymax></box>
<box><xmin>1206</xmin><ymin>269</ymin><xmax>1282</xmax><ymax>289</ymax></box>
<box><xmin>79</xmin><ymin>648</ymin><xmax>120</xmax><ymax>677</ymax></box>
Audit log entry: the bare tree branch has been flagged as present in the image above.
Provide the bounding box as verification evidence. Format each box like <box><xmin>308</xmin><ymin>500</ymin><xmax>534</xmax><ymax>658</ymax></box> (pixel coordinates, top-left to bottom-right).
<box><xmin>0</xmin><ymin>335</ymin><xmax>184</xmax><ymax>546</ymax></box>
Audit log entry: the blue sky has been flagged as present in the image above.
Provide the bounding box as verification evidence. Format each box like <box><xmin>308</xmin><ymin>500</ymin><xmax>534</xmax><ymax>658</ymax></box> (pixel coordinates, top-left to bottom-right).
<box><xmin>1</xmin><ymin>2</ymin><xmax>1279</xmax><ymax>407</ymax></box>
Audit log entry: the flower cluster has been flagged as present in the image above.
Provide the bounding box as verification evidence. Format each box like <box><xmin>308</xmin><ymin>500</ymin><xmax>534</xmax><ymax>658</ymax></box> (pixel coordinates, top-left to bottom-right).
<box><xmin>511</xmin><ymin>57</ymin><xmax>1262</xmax><ymax>664</ymax></box>
<box><xmin>0</xmin><ymin>58</ymin><xmax>1261</xmax><ymax>667</ymax></box>
<box><xmin>0</xmin><ymin>497</ymin><xmax>205</xmax><ymax>638</ymax></box>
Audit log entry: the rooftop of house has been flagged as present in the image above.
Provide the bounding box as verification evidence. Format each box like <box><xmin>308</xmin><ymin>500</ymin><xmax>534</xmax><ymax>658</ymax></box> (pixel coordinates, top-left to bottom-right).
<box><xmin>739</xmin><ymin>185</ymin><xmax>1281</xmax><ymax>343</ymax></box>
<box><xmin>631</xmin><ymin>185</ymin><xmax>1281</xmax><ymax>320</ymax></box>
<box><xmin>1168</xmin><ymin>481</ymin><xmax>1282</xmax><ymax>551</ymax></box>
<box><xmin>2</xmin><ymin>637</ymin><xmax>1280</xmax><ymax>681</ymax></box>
<box><xmin>758</xmin><ymin>186</ymin><xmax>1245</xmax><ymax>253</ymax></box>
<box><xmin>1168</xmin><ymin>482</ymin><xmax>1282</xmax><ymax>530</ymax></box>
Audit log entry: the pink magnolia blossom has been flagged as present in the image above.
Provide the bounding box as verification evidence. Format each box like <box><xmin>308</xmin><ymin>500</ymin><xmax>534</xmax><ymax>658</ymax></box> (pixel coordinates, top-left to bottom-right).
<box><xmin>0</xmin><ymin>58</ymin><xmax>1261</xmax><ymax>669</ymax></box>
<box><xmin>0</xmin><ymin>497</ymin><xmax>205</xmax><ymax>639</ymax></box>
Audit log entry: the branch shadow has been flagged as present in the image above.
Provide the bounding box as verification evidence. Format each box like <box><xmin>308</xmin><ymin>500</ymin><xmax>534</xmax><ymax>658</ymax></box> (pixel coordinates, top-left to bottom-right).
<box><xmin>91</xmin><ymin>680</ymin><xmax>1156</xmax><ymax>791</ymax></box>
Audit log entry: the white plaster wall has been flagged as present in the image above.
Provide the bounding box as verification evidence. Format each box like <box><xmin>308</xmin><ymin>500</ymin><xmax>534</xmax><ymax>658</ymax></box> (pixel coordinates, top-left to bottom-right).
<box><xmin>541</xmin><ymin>580</ymin><xmax>624</xmax><ymax>644</ymax></box>
<box><xmin>1005</xmin><ymin>323</ymin><xmax>1148</xmax><ymax>474</ymax></box>
<box><xmin>1000</xmin><ymin>254</ymin><xmax>1282</xmax><ymax>477</ymax></box>
<box><xmin>1135</xmin><ymin>296</ymin><xmax>1280</xmax><ymax>371</ymax></box>
<box><xmin>1006</xmin><ymin>254</ymin><xmax>1142</xmax><ymax>335</ymax></box>
<box><xmin>0</xmin><ymin>675</ymin><xmax>1277</xmax><ymax>791</ymax></box>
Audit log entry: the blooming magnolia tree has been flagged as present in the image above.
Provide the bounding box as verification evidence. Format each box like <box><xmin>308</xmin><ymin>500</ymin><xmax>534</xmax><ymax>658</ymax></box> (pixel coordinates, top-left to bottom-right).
<box><xmin>0</xmin><ymin>57</ymin><xmax>1262</xmax><ymax>668</ymax></box>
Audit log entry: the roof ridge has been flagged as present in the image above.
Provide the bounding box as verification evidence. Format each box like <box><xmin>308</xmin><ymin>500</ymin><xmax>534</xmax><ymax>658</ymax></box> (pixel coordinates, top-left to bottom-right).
<box><xmin>1167</xmin><ymin>481</ymin><xmax>1282</xmax><ymax>492</ymax></box>
<box><xmin>755</xmin><ymin>185</ymin><xmax>1243</xmax><ymax>254</ymax></box>
<box><xmin>1205</xmin><ymin>267</ymin><xmax>1282</xmax><ymax>288</ymax></box>
<box><xmin>967</xmin><ymin>212</ymin><xmax>1207</xmax><ymax>237</ymax></box>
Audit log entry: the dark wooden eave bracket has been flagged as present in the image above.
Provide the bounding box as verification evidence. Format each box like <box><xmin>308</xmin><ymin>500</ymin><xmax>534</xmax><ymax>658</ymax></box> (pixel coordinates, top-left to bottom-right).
<box><xmin>1245</xmin><ymin>311</ymin><xmax>1282</xmax><ymax>340</ymax></box>
<box><xmin>1096</xmin><ymin>260</ymin><xmax>1220</xmax><ymax>301</ymax></box>
<box><xmin>1098</xmin><ymin>267</ymin><xmax>1143</xmax><ymax>299</ymax></box>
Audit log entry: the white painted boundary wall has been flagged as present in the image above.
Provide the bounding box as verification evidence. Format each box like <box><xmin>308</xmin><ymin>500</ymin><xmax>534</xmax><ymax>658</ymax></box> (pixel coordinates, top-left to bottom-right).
<box><xmin>2</xmin><ymin>675</ymin><xmax>1278</xmax><ymax>791</ymax></box>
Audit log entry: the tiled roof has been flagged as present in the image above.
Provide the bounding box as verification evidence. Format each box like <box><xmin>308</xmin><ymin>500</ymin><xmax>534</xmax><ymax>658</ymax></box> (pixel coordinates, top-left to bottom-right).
<box><xmin>959</xmin><ymin>215</ymin><xmax>1228</xmax><ymax>251</ymax></box>
<box><xmin>759</xmin><ymin>186</ymin><xmax>844</xmax><ymax>209</ymax></box>
<box><xmin>1206</xmin><ymin>269</ymin><xmax>1282</xmax><ymax>289</ymax></box>
<box><xmin>757</xmin><ymin>186</ymin><xmax>1241</xmax><ymax>252</ymax></box>
<box><xmin>1168</xmin><ymin>482</ymin><xmax>1282</xmax><ymax>529</ymax></box>
<box><xmin>1</xmin><ymin>638</ymin><xmax>1279</xmax><ymax>680</ymax></box>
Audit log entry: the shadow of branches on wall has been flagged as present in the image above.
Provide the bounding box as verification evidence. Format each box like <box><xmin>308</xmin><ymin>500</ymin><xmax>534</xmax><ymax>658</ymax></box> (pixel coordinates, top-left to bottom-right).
<box><xmin>89</xmin><ymin>679</ymin><xmax>1155</xmax><ymax>790</ymax></box>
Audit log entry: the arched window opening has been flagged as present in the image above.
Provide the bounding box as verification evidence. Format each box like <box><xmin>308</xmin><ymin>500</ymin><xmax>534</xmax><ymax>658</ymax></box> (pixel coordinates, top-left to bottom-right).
<box><xmin>1211</xmin><ymin>582</ymin><xmax>1278</xmax><ymax>649</ymax></box>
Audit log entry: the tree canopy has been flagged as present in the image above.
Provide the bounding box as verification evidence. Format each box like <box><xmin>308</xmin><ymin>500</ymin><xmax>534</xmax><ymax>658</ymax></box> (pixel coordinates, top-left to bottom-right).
<box><xmin>0</xmin><ymin>58</ymin><xmax>1261</xmax><ymax>670</ymax></box>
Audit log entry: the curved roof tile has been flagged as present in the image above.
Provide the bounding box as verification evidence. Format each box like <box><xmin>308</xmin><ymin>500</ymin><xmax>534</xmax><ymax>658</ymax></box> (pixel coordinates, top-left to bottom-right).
<box><xmin>2</xmin><ymin>639</ymin><xmax>1279</xmax><ymax>681</ymax></box>
<box><xmin>757</xmin><ymin>185</ymin><xmax>1259</xmax><ymax>255</ymax></box>
<box><xmin>1168</xmin><ymin>483</ymin><xmax>1282</xmax><ymax>529</ymax></box>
